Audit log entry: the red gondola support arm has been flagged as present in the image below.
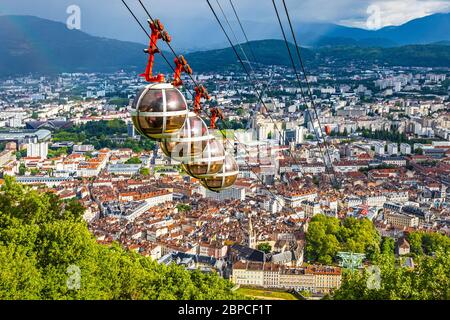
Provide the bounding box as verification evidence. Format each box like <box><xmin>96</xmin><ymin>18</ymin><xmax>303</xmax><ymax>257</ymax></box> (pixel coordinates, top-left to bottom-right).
<box><xmin>193</xmin><ymin>85</ymin><xmax>210</xmax><ymax>115</ymax></box>
<box><xmin>140</xmin><ymin>19</ymin><xmax>171</xmax><ymax>83</ymax></box>
<box><xmin>172</xmin><ymin>55</ymin><xmax>192</xmax><ymax>87</ymax></box>
<box><xmin>210</xmin><ymin>107</ymin><xmax>224</xmax><ymax>129</ymax></box>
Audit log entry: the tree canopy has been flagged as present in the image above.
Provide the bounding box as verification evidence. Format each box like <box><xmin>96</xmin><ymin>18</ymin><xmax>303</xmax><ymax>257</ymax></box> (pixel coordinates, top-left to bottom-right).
<box><xmin>305</xmin><ymin>215</ymin><xmax>381</xmax><ymax>264</ymax></box>
<box><xmin>125</xmin><ymin>157</ymin><xmax>142</xmax><ymax>164</ymax></box>
<box><xmin>257</xmin><ymin>243</ymin><xmax>272</xmax><ymax>254</ymax></box>
<box><xmin>53</xmin><ymin>120</ymin><xmax>155</xmax><ymax>153</ymax></box>
<box><xmin>0</xmin><ymin>177</ymin><xmax>241</xmax><ymax>300</ymax></box>
<box><xmin>176</xmin><ymin>204</ymin><xmax>192</xmax><ymax>213</ymax></box>
<box><xmin>333</xmin><ymin>249</ymin><xmax>450</xmax><ymax>300</ymax></box>
<box><xmin>407</xmin><ymin>231</ymin><xmax>450</xmax><ymax>256</ymax></box>
<box><xmin>333</xmin><ymin>230</ymin><xmax>450</xmax><ymax>300</ymax></box>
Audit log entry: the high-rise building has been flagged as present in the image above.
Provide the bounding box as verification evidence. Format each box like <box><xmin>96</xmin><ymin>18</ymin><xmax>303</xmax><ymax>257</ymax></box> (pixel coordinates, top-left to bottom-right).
<box><xmin>387</xmin><ymin>143</ymin><xmax>398</xmax><ymax>155</ymax></box>
<box><xmin>127</xmin><ymin>121</ymin><xmax>136</xmax><ymax>138</ymax></box>
<box><xmin>374</xmin><ymin>143</ymin><xmax>385</xmax><ymax>156</ymax></box>
<box><xmin>284</xmin><ymin>127</ymin><xmax>305</xmax><ymax>145</ymax></box>
<box><xmin>27</xmin><ymin>141</ymin><xmax>48</xmax><ymax>159</ymax></box>
<box><xmin>8</xmin><ymin>115</ymin><xmax>23</xmax><ymax>128</ymax></box>
<box><xmin>400</xmin><ymin>143</ymin><xmax>412</xmax><ymax>155</ymax></box>
<box><xmin>201</xmin><ymin>186</ymin><xmax>246</xmax><ymax>201</ymax></box>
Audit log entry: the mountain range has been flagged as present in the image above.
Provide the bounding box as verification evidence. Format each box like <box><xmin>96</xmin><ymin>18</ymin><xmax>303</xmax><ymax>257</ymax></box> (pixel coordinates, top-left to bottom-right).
<box><xmin>0</xmin><ymin>15</ymin><xmax>146</xmax><ymax>75</ymax></box>
<box><xmin>188</xmin><ymin>12</ymin><xmax>450</xmax><ymax>49</ymax></box>
<box><xmin>1</xmin><ymin>15</ymin><xmax>450</xmax><ymax>76</ymax></box>
<box><xmin>135</xmin><ymin>12</ymin><xmax>450</xmax><ymax>51</ymax></box>
<box><xmin>298</xmin><ymin>13</ymin><xmax>450</xmax><ymax>47</ymax></box>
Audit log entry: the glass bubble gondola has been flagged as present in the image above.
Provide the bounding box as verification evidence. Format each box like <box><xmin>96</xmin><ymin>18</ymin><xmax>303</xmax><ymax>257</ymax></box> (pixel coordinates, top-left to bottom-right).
<box><xmin>200</xmin><ymin>155</ymin><xmax>239</xmax><ymax>192</ymax></box>
<box><xmin>181</xmin><ymin>137</ymin><xmax>225</xmax><ymax>179</ymax></box>
<box><xmin>160</xmin><ymin>112</ymin><xmax>213</xmax><ymax>162</ymax></box>
<box><xmin>129</xmin><ymin>83</ymin><xmax>188</xmax><ymax>141</ymax></box>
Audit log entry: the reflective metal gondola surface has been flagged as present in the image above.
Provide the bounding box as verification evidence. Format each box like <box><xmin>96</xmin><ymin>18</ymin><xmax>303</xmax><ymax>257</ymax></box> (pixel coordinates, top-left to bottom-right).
<box><xmin>181</xmin><ymin>137</ymin><xmax>225</xmax><ymax>178</ymax></box>
<box><xmin>160</xmin><ymin>112</ymin><xmax>212</xmax><ymax>162</ymax></box>
<box><xmin>200</xmin><ymin>154</ymin><xmax>239</xmax><ymax>192</ymax></box>
<box><xmin>129</xmin><ymin>83</ymin><xmax>188</xmax><ymax>141</ymax></box>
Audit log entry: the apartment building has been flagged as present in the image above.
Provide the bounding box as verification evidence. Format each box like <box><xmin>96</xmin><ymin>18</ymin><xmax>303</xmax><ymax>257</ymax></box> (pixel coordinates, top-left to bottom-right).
<box><xmin>232</xmin><ymin>261</ymin><xmax>341</xmax><ymax>294</ymax></box>
<box><xmin>364</xmin><ymin>194</ymin><xmax>387</xmax><ymax>208</ymax></box>
<box><xmin>301</xmin><ymin>200</ymin><xmax>322</xmax><ymax>217</ymax></box>
<box><xmin>385</xmin><ymin>211</ymin><xmax>419</xmax><ymax>229</ymax></box>
<box><xmin>284</xmin><ymin>190</ymin><xmax>317</xmax><ymax>208</ymax></box>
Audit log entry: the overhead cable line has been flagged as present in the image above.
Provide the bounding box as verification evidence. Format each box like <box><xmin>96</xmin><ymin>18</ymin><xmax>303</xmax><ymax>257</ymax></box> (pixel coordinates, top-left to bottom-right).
<box><xmin>271</xmin><ymin>0</ymin><xmax>339</xmax><ymax>187</ymax></box>
<box><xmin>280</xmin><ymin>0</ymin><xmax>339</xmax><ymax>187</ymax></box>
<box><xmin>226</xmin><ymin>0</ymin><xmax>278</xmax><ymax>118</ymax></box>
<box><xmin>231</xmin><ymin>0</ymin><xmax>284</xmax><ymax>112</ymax></box>
<box><xmin>121</xmin><ymin>0</ymin><xmax>175</xmax><ymax>74</ymax></box>
<box><xmin>229</xmin><ymin>0</ymin><xmax>258</xmax><ymax>66</ymax></box>
<box><xmin>122</xmin><ymin>0</ymin><xmax>290</xmax><ymax>212</ymax></box>
<box><xmin>215</xmin><ymin>0</ymin><xmax>255</xmax><ymax>73</ymax></box>
<box><xmin>225</xmin><ymin>2</ymin><xmax>284</xmax><ymax>134</ymax></box>
<box><xmin>207</xmin><ymin>0</ymin><xmax>307</xmax><ymax>178</ymax></box>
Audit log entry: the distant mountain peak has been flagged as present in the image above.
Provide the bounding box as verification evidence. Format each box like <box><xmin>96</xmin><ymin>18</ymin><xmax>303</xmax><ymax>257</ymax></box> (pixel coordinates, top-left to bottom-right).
<box><xmin>1</xmin><ymin>15</ymin><xmax>450</xmax><ymax>76</ymax></box>
<box><xmin>0</xmin><ymin>15</ymin><xmax>150</xmax><ymax>76</ymax></box>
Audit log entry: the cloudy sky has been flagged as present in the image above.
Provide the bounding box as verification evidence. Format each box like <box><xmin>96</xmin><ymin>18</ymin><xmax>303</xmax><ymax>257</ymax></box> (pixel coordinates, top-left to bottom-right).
<box><xmin>1</xmin><ymin>0</ymin><xmax>449</xmax><ymax>48</ymax></box>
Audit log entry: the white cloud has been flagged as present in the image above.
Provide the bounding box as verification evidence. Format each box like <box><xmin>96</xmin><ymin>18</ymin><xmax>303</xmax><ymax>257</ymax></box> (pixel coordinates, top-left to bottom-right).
<box><xmin>340</xmin><ymin>0</ymin><xmax>450</xmax><ymax>29</ymax></box>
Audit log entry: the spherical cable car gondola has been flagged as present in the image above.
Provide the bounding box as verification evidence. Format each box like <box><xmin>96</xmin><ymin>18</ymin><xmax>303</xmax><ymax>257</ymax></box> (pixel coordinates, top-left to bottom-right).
<box><xmin>126</xmin><ymin>16</ymin><xmax>239</xmax><ymax>191</ymax></box>
<box><xmin>200</xmin><ymin>154</ymin><xmax>239</xmax><ymax>192</ymax></box>
<box><xmin>129</xmin><ymin>83</ymin><xmax>188</xmax><ymax>141</ymax></box>
<box><xmin>181</xmin><ymin>137</ymin><xmax>225</xmax><ymax>178</ymax></box>
<box><xmin>160</xmin><ymin>112</ymin><xmax>213</xmax><ymax>162</ymax></box>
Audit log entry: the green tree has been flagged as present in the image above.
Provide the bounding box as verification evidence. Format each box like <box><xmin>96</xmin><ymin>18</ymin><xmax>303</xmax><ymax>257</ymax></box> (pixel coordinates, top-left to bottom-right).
<box><xmin>52</xmin><ymin>120</ymin><xmax>157</xmax><ymax>153</ymax></box>
<box><xmin>125</xmin><ymin>157</ymin><xmax>142</xmax><ymax>164</ymax></box>
<box><xmin>139</xmin><ymin>168</ymin><xmax>150</xmax><ymax>176</ymax></box>
<box><xmin>333</xmin><ymin>250</ymin><xmax>450</xmax><ymax>300</ymax></box>
<box><xmin>18</xmin><ymin>163</ymin><xmax>26</xmax><ymax>176</ymax></box>
<box><xmin>0</xmin><ymin>177</ymin><xmax>242</xmax><ymax>300</ymax></box>
<box><xmin>15</xmin><ymin>149</ymin><xmax>27</xmax><ymax>160</ymax></box>
<box><xmin>407</xmin><ymin>232</ymin><xmax>424</xmax><ymax>255</ymax></box>
<box><xmin>414</xmin><ymin>148</ymin><xmax>424</xmax><ymax>155</ymax></box>
<box><xmin>305</xmin><ymin>215</ymin><xmax>380</xmax><ymax>264</ymax></box>
<box><xmin>176</xmin><ymin>204</ymin><xmax>192</xmax><ymax>212</ymax></box>
<box><xmin>338</xmin><ymin>217</ymin><xmax>381</xmax><ymax>260</ymax></box>
<box><xmin>305</xmin><ymin>215</ymin><xmax>341</xmax><ymax>264</ymax></box>
<box><xmin>407</xmin><ymin>231</ymin><xmax>450</xmax><ymax>256</ymax></box>
<box><xmin>236</xmin><ymin>108</ymin><xmax>245</xmax><ymax>116</ymax></box>
<box><xmin>312</xmin><ymin>176</ymin><xmax>320</xmax><ymax>187</ymax></box>
<box><xmin>109</xmin><ymin>98</ymin><xmax>129</xmax><ymax>107</ymax></box>
<box><xmin>47</xmin><ymin>147</ymin><xmax>68</xmax><ymax>158</ymax></box>
<box><xmin>0</xmin><ymin>245</ymin><xmax>43</xmax><ymax>299</ymax></box>
<box><xmin>381</xmin><ymin>237</ymin><xmax>395</xmax><ymax>256</ymax></box>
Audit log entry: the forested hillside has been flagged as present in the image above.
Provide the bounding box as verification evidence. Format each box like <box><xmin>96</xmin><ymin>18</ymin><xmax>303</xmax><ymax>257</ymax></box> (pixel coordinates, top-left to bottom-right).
<box><xmin>0</xmin><ymin>177</ymin><xmax>241</xmax><ymax>300</ymax></box>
